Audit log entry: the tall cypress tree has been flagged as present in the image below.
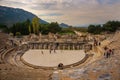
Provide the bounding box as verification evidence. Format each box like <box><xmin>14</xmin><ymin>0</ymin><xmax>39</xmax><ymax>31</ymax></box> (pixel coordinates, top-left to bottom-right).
<box><xmin>32</xmin><ymin>16</ymin><xmax>40</xmax><ymax>34</ymax></box>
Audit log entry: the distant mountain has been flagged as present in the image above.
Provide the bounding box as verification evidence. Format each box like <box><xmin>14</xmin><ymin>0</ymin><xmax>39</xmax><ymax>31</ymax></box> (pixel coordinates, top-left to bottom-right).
<box><xmin>59</xmin><ymin>23</ymin><xmax>69</xmax><ymax>28</ymax></box>
<box><xmin>0</xmin><ymin>6</ymin><xmax>48</xmax><ymax>27</ymax></box>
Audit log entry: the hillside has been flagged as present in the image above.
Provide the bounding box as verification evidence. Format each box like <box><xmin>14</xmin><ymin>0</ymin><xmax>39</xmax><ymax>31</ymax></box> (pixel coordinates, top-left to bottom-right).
<box><xmin>59</xmin><ymin>23</ymin><xmax>69</xmax><ymax>28</ymax></box>
<box><xmin>0</xmin><ymin>6</ymin><xmax>48</xmax><ymax>27</ymax></box>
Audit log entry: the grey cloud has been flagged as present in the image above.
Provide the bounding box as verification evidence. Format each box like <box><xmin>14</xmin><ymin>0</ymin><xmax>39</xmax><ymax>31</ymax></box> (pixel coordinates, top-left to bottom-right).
<box><xmin>31</xmin><ymin>1</ymin><xmax>58</xmax><ymax>10</ymax></box>
<box><xmin>39</xmin><ymin>13</ymin><xmax>63</xmax><ymax>16</ymax></box>
<box><xmin>97</xmin><ymin>0</ymin><xmax>120</xmax><ymax>5</ymax></box>
<box><xmin>30</xmin><ymin>0</ymin><xmax>80</xmax><ymax>10</ymax></box>
<box><xmin>0</xmin><ymin>0</ymin><xmax>26</xmax><ymax>6</ymax></box>
<box><xmin>0</xmin><ymin>0</ymin><xmax>3</xmax><ymax>1</ymax></box>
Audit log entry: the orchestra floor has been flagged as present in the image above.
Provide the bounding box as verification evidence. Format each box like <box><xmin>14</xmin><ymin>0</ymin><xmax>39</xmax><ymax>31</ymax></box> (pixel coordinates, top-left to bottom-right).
<box><xmin>22</xmin><ymin>49</ymin><xmax>85</xmax><ymax>67</ymax></box>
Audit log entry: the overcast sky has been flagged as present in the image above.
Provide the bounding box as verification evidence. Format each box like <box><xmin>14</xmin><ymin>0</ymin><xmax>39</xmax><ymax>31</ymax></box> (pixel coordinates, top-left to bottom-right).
<box><xmin>0</xmin><ymin>0</ymin><xmax>120</xmax><ymax>26</ymax></box>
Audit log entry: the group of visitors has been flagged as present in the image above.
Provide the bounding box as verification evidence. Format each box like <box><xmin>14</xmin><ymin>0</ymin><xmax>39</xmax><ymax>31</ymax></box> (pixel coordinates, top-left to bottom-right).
<box><xmin>93</xmin><ymin>38</ymin><xmax>101</xmax><ymax>46</ymax></box>
<box><xmin>49</xmin><ymin>48</ymin><xmax>56</xmax><ymax>53</ymax></box>
<box><xmin>58</xmin><ymin>63</ymin><xmax>64</xmax><ymax>69</ymax></box>
<box><xmin>49</xmin><ymin>43</ymin><xmax>59</xmax><ymax>54</ymax></box>
<box><xmin>104</xmin><ymin>46</ymin><xmax>114</xmax><ymax>58</ymax></box>
<box><xmin>41</xmin><ymin>51</ymin><xmax>43</xmax><ymax>54</ymax></box>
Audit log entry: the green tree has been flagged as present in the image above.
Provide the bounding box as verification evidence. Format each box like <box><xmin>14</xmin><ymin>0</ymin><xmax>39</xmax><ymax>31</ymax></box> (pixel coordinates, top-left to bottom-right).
<box><xmin>48</xmin><ymin>22</ymin><xmax>61</xmax><ymax>34</ymax></box>
<box><xmin>25</xmin><ymin>19</ymin><xmax>31</xmax><ymax>34</ymax></box>
<box><xmin>102</xmin><ymin>21</ymin><xmax>120</xmax><ymax>32</ymax></box>
<box><xmin>87</xmin><ymin>25</ymin><xmax>95</xmax><ymax>33</ymax></box>
<box><xmin>28</xmin><ymin>25</ymin><xmax>31</xmax><ymax>34</ymax></box>
<box><xmin>87</xmin><ymin>25</ymin><xmax>102</xmax><ymax>34</ymax></box>
<box><xmin>39</xmin><ymin>22</ymin><xmax>62</xmax><ymax>34</ymax></box>
<box><xmin>9</xmin><ymin>19</ymin><xmax>31</xmax><ymax>36</ymax></box>
<box><xmin>16</xmin><ymin>32</ymin><xmax>21</xmax><ymax>37</ymax></box>
<box><xmin>9</xmin><ymin>32</ymin><xmax>14</xmax><ymax>37</ymax></box>
<box><xmin>0</xmin><ymin>24</ymin><xmax>9</xmax><ymax>33</ymax></box>
<box><xmin>32</xmin><ymin>17</ymin><xmax>40</xmax><ymax>34</ymax></box>
<box><xmin>40</xmin><ymin>24</ymin><xmax>49</xmax><ymax>34</ymax></box>
<box><xmin>59</xmin><ymin>28</ymin><xmax>75</xmax><ymax>35</ymax></box>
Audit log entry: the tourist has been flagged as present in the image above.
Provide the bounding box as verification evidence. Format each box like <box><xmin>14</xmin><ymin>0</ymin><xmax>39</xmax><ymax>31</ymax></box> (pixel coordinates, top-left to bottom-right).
<box><xmin>10</xmin><ymin>40</ymin><xmax>14</xmax><ymax>46</ymax></box>
<box><xmin>104</xmin><ymin>46</ymin><xmax>108</xmax><ymax>58</ymax></box>
<box><xmin>58</xmin><ymin>63</ymin><xmax>64</xmax><ymax>69</ymax></box>
<box><xmin>55</xmin><ymin>43</ymin><xmax>59</xmax><ymax>49</ymax></box>
<box><xmin>93</xmin><ymin>38</ymin><xmax>98</xmax><ymax>46</ymax></box>
<box><xmin>84</xmin><ymin>50</ymin><xmax>87</xmax><ymax>54</ymax></box>
<box><xmin>106</xmin><ymin>51</ymin><xmax>109</xmax><ymax>58</ymax></box>
<box><xmin>104</xmin><ymin>51</ymin><xmax>107</xmax><ymax>58</ymax></box>
<box><xmin>111</xmin><ymin>49</ymin><xmax>115</xmax><ymax>55</ymax></box>
<box><xmin>4</xmin><ymin>46</ymin><xmax>7</xmax><ymax>49</ymax></box>
<box><xmin>49</xmin><ymin>49</ymin><xmax>51</xmax><ymax>54</ymax></box>
<box><xmin>98</xmin><ymin>42</ymin><xmax>101</xmax><ymax>46</ymax></box>
<box><xmin>41</xmin><ymin>51</ymin><xmax>43</xmax><ymax>54</ymax></box>
<box><xmin>109</xmin><ymin>49</ymin><xmax>112</xmax><ymax>55</ymax></box>
<box><xmin>104</xmin><ymin>46</ymin><xmax>108</xmax><ymax>51</ymax></box>
<box><xmin>19</xmin><ymin>40</ymin><xmax>22</xmax><ymax>44</ymax></box>
<box><xmin>90</xmin><ymin>44</ymin><xmax>92</xmax><ymax>50</ymax></box>
<box><xmin>50</xmin><ymin>47</ymin><xmax>53</xmax><ymax>54</ymax></box>
<box><xmin>106</xmin><ymin>50</ymin><xmax>111</xmax><ymax>58</ymax></box>
<box><xmin>54</xmin><ymin>49</ymin><xmax>56</xmax><ymax>53</ymax></box>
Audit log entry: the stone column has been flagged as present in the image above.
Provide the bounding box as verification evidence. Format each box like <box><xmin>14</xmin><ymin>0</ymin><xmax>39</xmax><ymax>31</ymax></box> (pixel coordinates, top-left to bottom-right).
<box><xmin>60</xmin><ymin>45</ymin><xmax>62</xmax><ymax>50</ymax></box>
<box><xmin>57</xmin><ymin>45</ymin><xmax>60</xmax><ymax>50</ymax></box>
<box><xmin>29</xmin><ymin>44</ymin><xmax>31</xmax><ymax>49</ymax></box>
<box><xmin>48</xmin><ymin>44</ymin><xmax>51</xmax><ymax>49</ymax></box>
<box><xmin>32</xmin><ymin>43</ymin><xmax>33</xmax><ymax>49</ymax></box>
<box><xmin>68</xmin><ymin>45</ymin><xmax>70</xmax><ymax>50</ymax></box>
<box><xmin>38</xmin><ymin>43</ymin><xmax>40</xmax><ymax>49</ymax></box>
<box><xmin>38</xmin><ymin>44</ymin><xmax>39</xmax><ymax>49</ymax></box>
<box><xmin>44</xmin><ymin>44</ymin><xmax>46</xmax><ymax>49</ymax></box>
<box><xmin>79</xmin><ymin>45</ymin><xmax>81</xmax><ymax>50</ymax></box>
<box><xmin>46</xmin><ymin>44</ymin><xmax>48</xmax><ymax>49</ymax></box>
<box><xmin>71</xmin><ymin>45</ymin><xmax>73</xmax><ymax>50</ymax></box>
<box><xmin>77</xmin><ymin>45</ymin><xmax>79</xmax><ymax>50</ymax></box>
<box><xmin>73</xmin><ymin>44</ymin><xmax>75</xmax><ymax>50</ymax></box>
<box><xmin>35</xmin><ymin>44</ymin><xmax>36</xmax><ymax>49</ymax></box>
<box><xmin>30</xmin><ymin>44</ymin><xmax>32</xmax><ymax>49</ymax></box>
<box><xmin>65</xmin><ymin>45</ymin><xmax>67</xmax><ymax>50</ymax></box>
<box><xmin>60</xmin><ymin>45</ymin><xmax>63</xmax><ymax>50</ymax></box>
<box><xmin>35</xmin><ymin>44</ymin><xmax>37</xmax><ymax>49</ymax></box>
<box><xmin>62</xmin><ymin>44</ymin><xmax>65</xmax><ymax>50</ymax></box>
<box><xmin>39</xmin><ymin>44</ymin><xmax>41</xmax><ymax>49</ymax></box>
<box><xmin>36</xmin><ymin>44</ymin><xmax>38</xmax><ymax>49</ymax></box>
<box><xmin>33</xmin><ymin>43</ymin><xmax>35</xmax><ymax>49</ymax></box>
<box><xmin>35</xmin><ymin>43</ymin><xmax>36</xmax><ymax>49</ymax></box>
<box><xmin>83</xmin><ymin>45</ymin><xmax>85</xmax><ymax>50</ymax></box>
<box><xmin>75</xmin><ymin>45</ymin><xmax>77</xmax><ymax>50</ymax></box>
<box><xmin>42</xmin><ymin>44</ymin><xmax>44</xmax><ymax>49</ymax></box>
<box><xmin>43</xmin><ymin>44</ymin><xmax>44</xmax><ymax>49</ymax></box>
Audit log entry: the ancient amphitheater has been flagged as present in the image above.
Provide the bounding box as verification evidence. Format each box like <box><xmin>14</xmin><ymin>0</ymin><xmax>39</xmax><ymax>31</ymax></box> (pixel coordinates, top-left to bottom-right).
<box><xmin>0</xmin><ymin>31</ymin><xmax>120</xmax><ymax>80</ymax></box>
